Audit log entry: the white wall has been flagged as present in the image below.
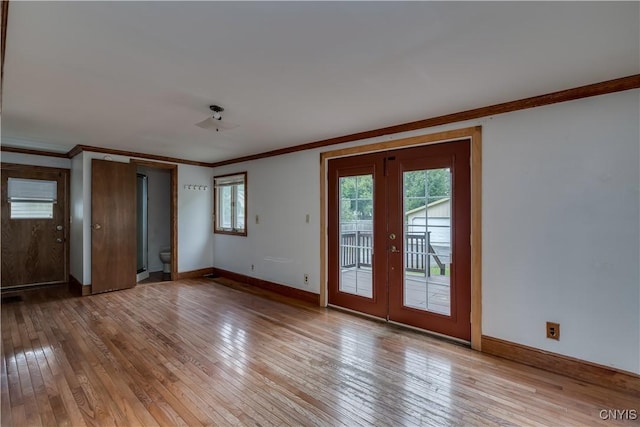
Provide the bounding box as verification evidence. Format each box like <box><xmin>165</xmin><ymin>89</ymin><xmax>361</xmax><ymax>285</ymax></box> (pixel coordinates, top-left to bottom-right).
<box><xmin>69</xmin><ymin>154</ymin><xmax>84</xmax><ymax>281</ymax></box>
<box><xmin>177</xmin><ymin>164</ymin><xmax>215</xmax><ymax>273</ymax></box>
<box><xmin>213</xmin><ymin>149</ymin><xmax>320</xmax><ymax>289</ymax></box>
<box><xmin>482</xmin><ymin>91</ymin><xmax>639</xmax><ymax>375</ymax></box>
<box><xmin>137</xmin><ymin>166</ymin><xmax>171</xmax><ymax>272</ymax></box>
<box><xmin>211</xmin><ymin>90</ymin><xmax>640</xmax><ymax>374</ymax></box>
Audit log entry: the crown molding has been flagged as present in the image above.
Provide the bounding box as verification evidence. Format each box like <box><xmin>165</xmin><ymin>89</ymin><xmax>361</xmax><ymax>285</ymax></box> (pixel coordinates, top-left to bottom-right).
<box><xmin>66</xmin><ymin>144</ymin><xmax>211</xmax><ymax>167</ymax></box>
<box><xmin>1</xmin><ymin>144</ymin><xmax>69</xmax><ymax>158</ymax></box>
<box><xmin>208</xmin><ymin>74</ymin><xmax>640</xmax><ymax>168</ymax></box>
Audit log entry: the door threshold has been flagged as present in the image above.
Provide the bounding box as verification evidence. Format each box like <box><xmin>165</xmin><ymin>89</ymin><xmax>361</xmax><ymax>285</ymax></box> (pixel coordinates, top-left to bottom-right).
<box><xmin>328</xmin><ymin>304</ymin><xmax>386</xmax><ymax>323</ymax></box>
<box><xmin>328</xmin><ymin>303</ymin><xmax>470</xmax><ymax>347</ymax></box>
<box><xmin>387</xmin><ymin>320</ymin><xmax>470</xmax><ymax>347</ymax></box>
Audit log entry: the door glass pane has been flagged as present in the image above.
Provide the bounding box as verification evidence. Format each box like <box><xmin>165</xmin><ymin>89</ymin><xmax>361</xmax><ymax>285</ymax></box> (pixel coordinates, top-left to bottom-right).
<box><xmin>403</xmin><ymin>169</ymin><xmax>451</xmax><ymax>315</ymax></box>
<box><xmin>339</xmin><ymin>174</ymin><xmax>373</xmax><ymax>298</ymax></box>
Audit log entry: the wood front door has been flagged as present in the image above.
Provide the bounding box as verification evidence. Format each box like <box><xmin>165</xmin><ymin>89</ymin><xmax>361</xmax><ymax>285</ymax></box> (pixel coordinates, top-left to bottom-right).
<box><xmin>1</xmin><ymin>164</ymin><xmax>69</xmax><ymax>289</ymax></box>
<box><xmin>91</xmin><ymin>159</ymin><xmax>137</xmax><ymax>294</ymax></box>
<box><xmin>328</xmin><ymin>140</ymin><xmax>471</xmax><ymax>341</ymax></box>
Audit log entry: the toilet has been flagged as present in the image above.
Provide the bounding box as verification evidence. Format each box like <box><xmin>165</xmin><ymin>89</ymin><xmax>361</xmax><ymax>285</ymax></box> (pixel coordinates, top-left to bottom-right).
<box><xmin>159</xmin><ymin>249</ymin><xmax>171</xmax><ymax>273</ymax></box>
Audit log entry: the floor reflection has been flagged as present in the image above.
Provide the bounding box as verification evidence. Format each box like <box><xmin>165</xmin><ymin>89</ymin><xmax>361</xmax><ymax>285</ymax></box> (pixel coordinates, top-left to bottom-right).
<box><xmin>219</xmin><ymin>320</ymin><xmax>248</xmax><ymax>375</ymax></box>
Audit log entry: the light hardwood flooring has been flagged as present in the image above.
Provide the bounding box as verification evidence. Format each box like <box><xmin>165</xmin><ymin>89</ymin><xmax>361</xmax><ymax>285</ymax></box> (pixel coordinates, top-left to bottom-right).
<box><xmin>1</xmin><ymin>278</ymin><xmax>638</xmax><ymax>426</ymax></box>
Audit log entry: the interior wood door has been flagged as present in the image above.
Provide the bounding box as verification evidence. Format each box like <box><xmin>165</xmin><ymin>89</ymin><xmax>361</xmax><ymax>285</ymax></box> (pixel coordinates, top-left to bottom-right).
<box><xmin>1</xmin><ymin>164</ymin><xmax>69</xmax><ymax>289</ymax></box>
<box><xmin>328</xmin><ymin>140</ymin><xmax>471</xmax><ymax>341</ymax></box>
<box><xmin>91</xmin><ymin>159</ymin><xmax>136</xmax><ymax>294</ymax></box>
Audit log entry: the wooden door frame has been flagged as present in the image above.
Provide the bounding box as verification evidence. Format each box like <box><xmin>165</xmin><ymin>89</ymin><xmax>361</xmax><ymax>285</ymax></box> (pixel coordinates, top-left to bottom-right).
<box><xmin>320</xmin><ymin>126</ymin><xmax>483</xmax><ymax>350</ymax></box>
<box><xmin>1</xmin><ymin>162</ymin><xmax>71</xmax><ymax>287</ymax></box>
<box><xmin>131</xmin><ymin>160</ymin><xmax>178</xmax><ymax>281</ymax></box>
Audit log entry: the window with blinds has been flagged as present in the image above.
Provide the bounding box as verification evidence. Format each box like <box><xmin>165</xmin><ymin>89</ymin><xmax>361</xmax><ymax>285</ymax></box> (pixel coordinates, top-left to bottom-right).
<box><xmin>213</xmin><ymin>172</ymin><xmax>246</xmax><ymax>235</ymax></box>
<box><xmin>8</xmin><ymin>178</ymin><xmax>57</xmax><ymax>219</ymax></box>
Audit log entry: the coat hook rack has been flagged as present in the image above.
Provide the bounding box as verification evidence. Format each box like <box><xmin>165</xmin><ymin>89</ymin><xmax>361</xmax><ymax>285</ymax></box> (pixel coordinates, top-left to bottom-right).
<box><xmin>183</xmin><ymin>184</ymin><xmax>209</xmax><ymax>191</ymax></box>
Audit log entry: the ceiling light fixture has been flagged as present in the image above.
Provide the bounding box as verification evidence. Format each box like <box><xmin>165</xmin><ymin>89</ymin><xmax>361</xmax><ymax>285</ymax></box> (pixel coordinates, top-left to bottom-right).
<box><xmin>195</xmin><ymin>105</ymin><xmax>238</xmax><ymax>132</ymax></box>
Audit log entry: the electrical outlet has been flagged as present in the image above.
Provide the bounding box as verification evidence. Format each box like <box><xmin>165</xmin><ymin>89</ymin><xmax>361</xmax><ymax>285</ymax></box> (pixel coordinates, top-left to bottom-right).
<box><xmin>251</xmin><ymin>264</ymin><xmax>254</xmax><ymax>271</ymax></box>
<box><xmin>305</xmin><ymin>214</ymin><xmax>310</xmax><ymax>223</ymax></box>
<box><xmin>255</xmin><ymin>215</ymin><xmax>259</xmax><ymax>224</ymax></box>
<box><xmin>304</xmin><ymin>274</ymin><xmax>309</xmax><ymax>285</ymax></box>
<box><xmin>546</xmin><ymin>322</ymin><xmax>560</xmax><ymax>340</ymax></box>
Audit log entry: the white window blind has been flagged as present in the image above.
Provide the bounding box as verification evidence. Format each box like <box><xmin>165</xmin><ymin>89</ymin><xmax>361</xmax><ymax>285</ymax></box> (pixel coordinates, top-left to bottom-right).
<box><xmin>8</xmin><ymin>178</ymin><xmax>57</xmax><ymax>219</ymax></box>
<box><xmin>214</xmin><ymin>174</ymin><xmax>245</xmax><ymax>187</ymax></box>
<box><xmin>8</xmin><ymin>178</ymin><xmax>57</xmax><ymax>202</ymax></box>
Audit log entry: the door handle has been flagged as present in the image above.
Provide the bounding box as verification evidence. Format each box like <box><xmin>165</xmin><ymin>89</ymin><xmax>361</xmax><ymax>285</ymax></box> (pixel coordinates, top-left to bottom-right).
<box><xmin>56</xmin><ymin>238</ymin><xmax>64</xmax><ymax>243</ymax></box>
<box><xmin>389</xmin><ymin>245</ymin><xmax>401</xmax><ymax>253</ymax></box>
<box><xmin>92</xmin><ymin>223</ymin><xmax>102</xmax><ymax>230</ymax></box>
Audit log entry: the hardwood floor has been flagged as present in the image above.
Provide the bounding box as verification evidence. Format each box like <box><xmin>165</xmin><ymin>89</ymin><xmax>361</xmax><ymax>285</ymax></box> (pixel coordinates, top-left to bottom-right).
<box><xmin>1</xmin><ymin>279</ymin><xmax>638</xmax><ymax>426</ymax></box>
<box><xmin>138</xmin><ymin>271</ymin><xmax>170</xmax><ymax>285</ymax></box>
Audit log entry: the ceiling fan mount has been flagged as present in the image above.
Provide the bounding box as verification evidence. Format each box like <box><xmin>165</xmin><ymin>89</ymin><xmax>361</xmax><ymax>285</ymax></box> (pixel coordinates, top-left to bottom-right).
<box><xmin>195</xmin><ymin>104</ymin><xmax>237</xmax><ymax>132</ymax></box>
<box><xmin>209</xmin><ymin>105</ymin><xmax>224</xmax><ymax>120</ymax></box>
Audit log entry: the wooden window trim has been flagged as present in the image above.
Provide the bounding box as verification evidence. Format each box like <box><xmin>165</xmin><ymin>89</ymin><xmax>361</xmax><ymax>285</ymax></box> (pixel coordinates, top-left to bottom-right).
<box><xmin>213</xmin><ymin>172</ymin><xmax>247</xmax><ymax>236</ymax></box>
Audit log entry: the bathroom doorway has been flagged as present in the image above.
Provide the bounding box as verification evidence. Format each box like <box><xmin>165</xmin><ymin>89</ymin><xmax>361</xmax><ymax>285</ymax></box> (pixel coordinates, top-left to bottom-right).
<box><xmin>136</xmin><ymin>173</ymin><xmax>149</xmax><ymax>282</ymax></box>
<box><xmin>133</xmin><ymin>160</ymin><xmax>177</xmax><ymax>284</ymax></box>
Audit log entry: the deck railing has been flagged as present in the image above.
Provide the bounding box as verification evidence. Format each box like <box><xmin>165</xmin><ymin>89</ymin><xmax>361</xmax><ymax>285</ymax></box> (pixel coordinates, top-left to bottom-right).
<box><xmin>340</xmin><ymin>231</ymin><xmax>373</xmax><ymax>268</ymax></box>
<box><xmin>340</xmin><ymin>231</ymin><xmax>446</xmax><ymax>275</ymax></box>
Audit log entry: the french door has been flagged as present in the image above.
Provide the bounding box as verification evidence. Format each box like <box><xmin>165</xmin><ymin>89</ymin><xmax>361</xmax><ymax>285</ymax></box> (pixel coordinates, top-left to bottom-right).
<box><xmin>328</xmin><ymin>140</ymin><xmax>471</xmax><ymax>341</ymax></box>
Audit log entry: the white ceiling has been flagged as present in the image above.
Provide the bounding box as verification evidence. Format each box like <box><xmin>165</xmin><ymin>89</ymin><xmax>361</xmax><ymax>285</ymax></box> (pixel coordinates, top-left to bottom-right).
<box><xmin>2</xmin><ymin>1</ymin><xmax>638</xmax><ymax>163</ymax></box>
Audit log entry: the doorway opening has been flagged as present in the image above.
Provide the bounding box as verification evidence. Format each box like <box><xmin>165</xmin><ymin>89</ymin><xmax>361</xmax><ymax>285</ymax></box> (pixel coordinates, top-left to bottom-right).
<box><xmin>134</xmin><ymin>162</ymin><xmax>177</xmax><ymax>284</ymax></box>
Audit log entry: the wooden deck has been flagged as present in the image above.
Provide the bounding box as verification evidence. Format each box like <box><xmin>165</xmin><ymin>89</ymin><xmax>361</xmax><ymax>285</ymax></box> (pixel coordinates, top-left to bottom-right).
<box><xmin>340</xmin><ymin>268</ymin><xmax>450</xmax><ymax>315</ymax></box>
<box><xmin>2</xmin><ymin>279</ymin><xmax>638</xmax><ymax>426</ymax></box>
